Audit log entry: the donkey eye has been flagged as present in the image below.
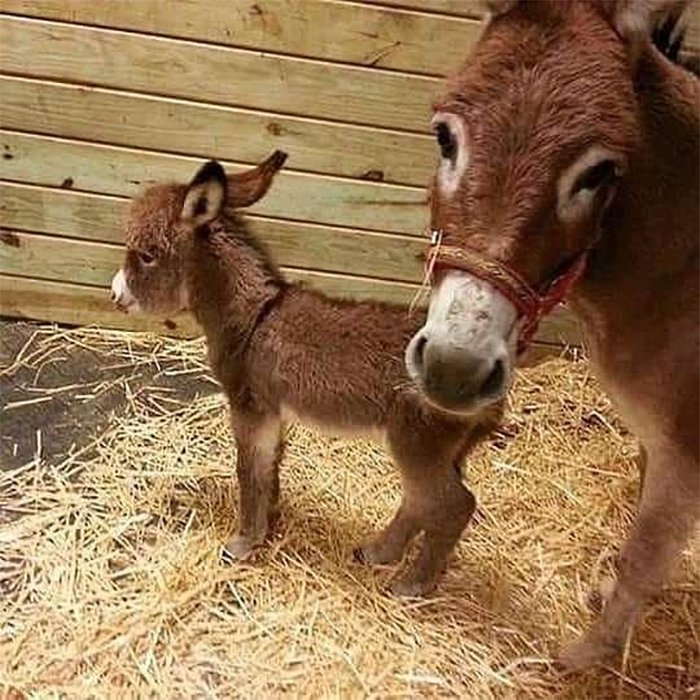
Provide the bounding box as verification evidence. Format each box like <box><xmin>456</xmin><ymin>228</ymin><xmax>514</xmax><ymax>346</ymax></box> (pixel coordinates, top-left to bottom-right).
<box><xmin>571</xmin><ymin>159</ymin><xmax>619</xmax><ymax>195</ymax></box>
<box><xmin>138</xmin><ymin>250</ymin><xmax>156</xmax><ymax>266</ymax></box>
<box><xmin>435</xmin><ymin>122</ymin><xmax>457</xmax><ymax>162</ymax></box>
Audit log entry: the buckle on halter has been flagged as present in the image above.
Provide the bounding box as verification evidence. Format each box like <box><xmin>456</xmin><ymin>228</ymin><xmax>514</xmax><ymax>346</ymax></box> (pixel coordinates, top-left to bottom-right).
<box><xmin>429</xmin><ymin>228</ymin><xmax>443</xmax><ymax>246</ymax></box>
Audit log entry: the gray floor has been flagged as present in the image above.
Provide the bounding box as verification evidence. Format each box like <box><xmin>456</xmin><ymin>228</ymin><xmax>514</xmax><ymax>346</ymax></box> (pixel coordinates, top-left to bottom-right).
<box><xmin>0</xmin><ymin>319</ymin><xmax>215</xmax><ymax>472</ymax></box>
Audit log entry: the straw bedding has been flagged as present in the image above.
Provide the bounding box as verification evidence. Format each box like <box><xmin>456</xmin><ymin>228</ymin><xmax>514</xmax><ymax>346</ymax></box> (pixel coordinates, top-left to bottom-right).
<box><xmin>0</xmin><ymin>327</ymin><xmax>697</xmax><ymax>699</ymax></box>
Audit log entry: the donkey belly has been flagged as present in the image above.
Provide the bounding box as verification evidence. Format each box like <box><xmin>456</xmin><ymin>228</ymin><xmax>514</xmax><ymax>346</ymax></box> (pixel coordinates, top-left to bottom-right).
<box><xmin>280</xmin><ymin>403</ymin><xmax>387</xmax><ymax>444</ymax></box>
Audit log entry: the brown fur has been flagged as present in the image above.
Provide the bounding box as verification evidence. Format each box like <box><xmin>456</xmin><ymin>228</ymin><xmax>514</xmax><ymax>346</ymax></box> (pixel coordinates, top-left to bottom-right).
<box><xmin>112</xmin><ymin>153</ymin><xmax>503</xmax><ymax>596</ymax></box>
<box><xmin>424</xmin><ymin>0</ymin><xmax>699</xmax><ymax>668</ymax></box>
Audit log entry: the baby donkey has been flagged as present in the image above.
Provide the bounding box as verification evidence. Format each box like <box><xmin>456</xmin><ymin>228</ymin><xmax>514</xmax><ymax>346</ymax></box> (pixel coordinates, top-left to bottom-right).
<box><xmin>110</xmin><ymin>151</ymin><xmax>503</xmax><ymax>595</ymax></box>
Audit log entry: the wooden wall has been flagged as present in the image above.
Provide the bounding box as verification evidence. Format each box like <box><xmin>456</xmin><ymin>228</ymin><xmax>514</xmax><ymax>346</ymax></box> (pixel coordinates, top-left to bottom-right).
<box><xmin>0</xmin><ymin>1</ymin><xmax>695</xmax><ymax>344</ymax></box>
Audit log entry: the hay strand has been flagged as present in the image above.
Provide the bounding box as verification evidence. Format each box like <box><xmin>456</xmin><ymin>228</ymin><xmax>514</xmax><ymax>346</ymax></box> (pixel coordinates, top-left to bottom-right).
<box><xmin>0</xmin><ymin>325</ymin><xmax>698</xmax><ymax>698</ymax></box>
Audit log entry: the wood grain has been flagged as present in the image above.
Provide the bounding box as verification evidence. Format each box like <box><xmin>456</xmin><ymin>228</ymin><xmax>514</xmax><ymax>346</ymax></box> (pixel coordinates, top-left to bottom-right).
<box><xmin>0</xmin><ymin>0</ymin><xmax>482</xmax><ymax>76</ymax></box>
<box><xmin>0</xmin><ymin>229</ymin><xmax>580</xmax><ymax>346</ymax></box>
<box><xmin>0</xmin><ymin>182</ymin><xmax>426</xmax><ymax>283</ymax></box>
<box><xmin>0</xmin><ymin>15</ymin><xmax>441</xmax><ymax>132</ymax></box>
<box><xmin>0</xmin><ymin>131</ymin><xmax>429</xmax><ymax>236</ymax></box>
<box><xmin>0</xmin><ymin>75</ymin><xmax>435</xmax><ymax>187</ymax></box>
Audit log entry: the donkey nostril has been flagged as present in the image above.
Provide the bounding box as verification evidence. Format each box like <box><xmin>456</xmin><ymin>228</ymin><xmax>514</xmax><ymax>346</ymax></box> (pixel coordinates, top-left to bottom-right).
<box><xmin>413</xmin><ymin>334</ymin><xmax>428</xmax><ymax>370</ymax></box>
<box><xmin>479</xmin><ymin>359</ymin><xmax>505</xmax><ymax>398</ymax></box>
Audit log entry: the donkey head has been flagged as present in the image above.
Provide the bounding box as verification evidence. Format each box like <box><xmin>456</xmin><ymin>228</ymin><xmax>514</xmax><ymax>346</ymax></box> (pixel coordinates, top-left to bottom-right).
<box><xmin>406</xmin><ymin>0</ymin><xmax>683</xmax><ymax>414</ymax></box>
<box><xmin>110</xmin><ymin>151</ymin><xmax>287</xmax><ymax>315</ymax></box>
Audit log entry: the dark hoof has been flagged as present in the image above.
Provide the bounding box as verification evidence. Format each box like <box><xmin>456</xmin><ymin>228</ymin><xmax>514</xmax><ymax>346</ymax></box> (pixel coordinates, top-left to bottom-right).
<box><xmin>352</xmin><ymin>547</ymin><xmax>368</xmax><ymax>564</ymax></box>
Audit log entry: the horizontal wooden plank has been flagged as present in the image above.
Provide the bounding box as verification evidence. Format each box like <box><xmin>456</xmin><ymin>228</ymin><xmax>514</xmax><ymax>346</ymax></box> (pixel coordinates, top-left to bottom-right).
<box><xmin>0</xmin><ymin>247</ymin><xmax>424</xmax><ymax>330</ymax></box>
<box><xmin>0</xmin><ymin>266</ymin><xmax>578</xmax><ymax>348</ymax></box>
<box><xmin>1</xmin><ymin>230</ymin><xmax>123</xmax><ymax>288</ymax></box>
<box><xmin>0</xmin><ymin>15</ymin><xmax>439</xmax><ymax>133</ymax></box>
<box><xmin>0</xmin><ymin>0</ymin><xmax>482</xmax><ymax>76</ymax></box>
<box><xmin>0</xmin><ymin>228</ymin><xmax>580</xmax><ymax>346</ymax></box>
<box><xmin>4</xmin><ymin>0</ymin><xmax>693</xmax><ymax>74</ymax></box>
<box><xmin>0</xmin><ymin>183</ymin><xmax>426</xmax><ymax>283</ymax></box>
<box><xmin>0</xmin><ymin>76</ymin><xmax>435</xmax><ymax>187</ymax></box>
<box><xmin>361</xmin><ymin>0</ymin><xmax>700</xmax><ymax>52</ymax></box>
<box><xmin>0</xmin><ymin>273</ymin><xmax>198</xmax><ymax>336</ymax></box>
<box><xmin>0</xmin><ymin>131</ymin><xmax>428</xmax><ymax>236</ymax></box>
<box><xmin>358</xmin><ymin>1</ymin><xmax>482</xmax><ymax>18</ymax></box>
<box><xmin>0</xmin><ymin>182</ymin><xmax>127</xmax><ymax>244</ymax></box>
<box><xmin>286</xmin><ymin>267</ymin><xmax>419</xmax><ymax>305</ymax></box>
<box><xmin>0</xmin><ymin>229</ymin><xmax>422</xmax><ymax>303</ymax></box>
<box><xmin>0</xmin><ymin>273</ymin><xmax>565</xmax><ymax>365</ymax></box>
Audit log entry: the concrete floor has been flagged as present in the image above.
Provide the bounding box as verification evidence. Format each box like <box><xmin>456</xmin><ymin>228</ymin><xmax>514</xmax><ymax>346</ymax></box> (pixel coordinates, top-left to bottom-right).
<box><xmin>0</xmin><ymin>319</ymin><xmax>215</xmax><ymax>472</ymax></box>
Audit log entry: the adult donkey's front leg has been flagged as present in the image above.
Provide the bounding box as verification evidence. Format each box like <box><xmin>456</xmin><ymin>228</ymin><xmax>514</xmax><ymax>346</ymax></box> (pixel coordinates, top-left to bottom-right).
<box><xmin>224</xmin><ymin>411</ymin><xmax>284</xmax><ymax>560</ymax></box>
<box><xmin>560</xmin><ymin>443</ymin><xmax>699</xmax><ymax>670</ymax></box>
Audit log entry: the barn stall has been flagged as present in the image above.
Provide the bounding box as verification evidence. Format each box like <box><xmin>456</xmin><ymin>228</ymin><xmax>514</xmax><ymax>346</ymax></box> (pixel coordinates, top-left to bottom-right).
<box><xmin>0</xmin><ymin>1</ymin><xmax>698</xmax><ymax>697</ymax></box>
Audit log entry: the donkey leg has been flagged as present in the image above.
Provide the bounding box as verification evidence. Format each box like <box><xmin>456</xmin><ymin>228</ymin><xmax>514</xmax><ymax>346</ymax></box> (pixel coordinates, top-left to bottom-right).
<box><xmin>636</xmin><ymin>444</ymin><xmax>648</xmax><ymax>501</ymax></box>
<box><xmin>354</xmin><ymin>500</ymin><xmax>420</xmax><ymax>566</ymax></box>
<box><xmin>268</xmin><ymin>430</ymin><xmax>285</xmax><ymax>527</ymax></box>
<box><xmin>356</xmin><ymin>407</ymin><xmax>472</xmax><ymax>573</ymax></box>
<box><xmin>588</xmin><ymin>443</ymin><xmax>651</xmax><ymax>612</ymax></box>
<box><xmin>369</xmin><ymin>409</ymin><xmax>479</xmax><ymax>596</ymax></box>
<box><xmin>390</xmin><ymin>469</ymin><xmax>476</xmax><ymax>597</ymax></box>
<box><xmin>560</xmin><ymin>445</ymin><xmax>699</xmax><ymax>670</ymax></box>
<box><xmin>224</xmin><ymin>412</ymin><xmax>284</xmax><ymax>560</ymax></box>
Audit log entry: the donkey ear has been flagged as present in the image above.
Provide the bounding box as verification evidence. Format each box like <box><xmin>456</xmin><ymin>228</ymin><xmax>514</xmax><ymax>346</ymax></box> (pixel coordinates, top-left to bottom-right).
<box><xmin>603</xmin><ymin>0</ymin><xmax>690</xmax><ymax>49</ymax></box>
<box><xmin>480</xmin><ymin>0</ymin><xmax>518</xmax><ymax>17</ymax></box>
<box><xmin>227</xmin><ymin>150</ymin><xmax>288</xmax><ymax>208</ymax></box>
<box><xmin>181</xmin><ymin>160</ymin><xmax>227</xmax><ymax>225</ymax></box>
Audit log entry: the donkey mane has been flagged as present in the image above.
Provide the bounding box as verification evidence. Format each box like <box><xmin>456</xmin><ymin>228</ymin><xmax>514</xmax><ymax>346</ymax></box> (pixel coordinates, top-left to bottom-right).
<box><xmin>651</xmin><ymin>8</ymin><xmax>699</xmax><ymax>76</ymax></box>
<box><xmin>218</xmin><ymin>209</ymin><xmax>286</xmax><ymax>286</ymax></box>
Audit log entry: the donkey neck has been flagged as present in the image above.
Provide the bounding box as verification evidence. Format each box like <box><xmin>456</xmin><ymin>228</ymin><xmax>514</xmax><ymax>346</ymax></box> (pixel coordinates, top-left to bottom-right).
<box><xmin>575</xmin><ymin>49</ymin><xmax>699</xmax><ymax>318</ymax></box>
<box><xmin>186</xmin><ymin>217</ymin><xmax>283</xmax><ymax>346</ymax></box>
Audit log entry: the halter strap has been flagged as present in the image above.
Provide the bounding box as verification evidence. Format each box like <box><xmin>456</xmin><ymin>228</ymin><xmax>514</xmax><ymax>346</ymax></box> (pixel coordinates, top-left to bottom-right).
<box><xmin>425</xmin><ymin>231</ymin><xmax>589</xmax><ymax>355</ymax></box>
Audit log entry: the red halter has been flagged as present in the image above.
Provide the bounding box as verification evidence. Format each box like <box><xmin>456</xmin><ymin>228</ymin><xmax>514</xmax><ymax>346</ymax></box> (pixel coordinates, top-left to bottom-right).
<box><xmin>424</xmin><ymin>231</ymin><xmax>588</xmax><ymax>355</ymax></box>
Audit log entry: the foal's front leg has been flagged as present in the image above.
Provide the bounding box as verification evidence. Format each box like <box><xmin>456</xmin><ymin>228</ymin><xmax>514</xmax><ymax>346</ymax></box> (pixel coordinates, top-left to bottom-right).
<box><xmin>224</xmin><ymin>412</ymin><xmax>284</xmax><ymax>560</ymax></box>
<box><xmin>560</xmin><ymin>444</ymin><xmax>699</xmax><ymax>670</ymax></box>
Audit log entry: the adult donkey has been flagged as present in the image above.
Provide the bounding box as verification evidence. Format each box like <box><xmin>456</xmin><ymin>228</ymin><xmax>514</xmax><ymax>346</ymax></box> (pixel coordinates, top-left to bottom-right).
<box><xmin>405</xmin><ymin>0</ymin><xmax>698</xmax><ymax>670</ymax></box>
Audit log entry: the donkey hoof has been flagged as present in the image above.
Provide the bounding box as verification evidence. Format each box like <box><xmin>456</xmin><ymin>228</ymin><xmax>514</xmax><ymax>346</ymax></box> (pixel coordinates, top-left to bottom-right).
<box><xmin>557</xmin><ymin>630</ymin><xmax>620</xmax><ymax>672</ymax></box>
<box><xmin>598</xmin><ymin>576</ymin><xmax>617</xmax><ymax>604</ymax></box>
<box><xmin>587</xmin><ymin>575</ymin><xmax>616</xmax><ymax>613</ymax></box>
<box><xmin>388</xmin><ymin>576</ymin><xmax>435</xmax><ymax>598</ymax></box>
<box><xmin>223</xmin><ymin>535</ymin><xmax>257</xmax><ymax>561</ymax></box>
<box><xmin>353</xmin><ymin>541</ymin><xmax>400</xmax><ymax>566</ymax></box>
<box><xmin>352</xmin><ymin>546</ymin><xmax>369</xmax><ymax>564</ymax></box>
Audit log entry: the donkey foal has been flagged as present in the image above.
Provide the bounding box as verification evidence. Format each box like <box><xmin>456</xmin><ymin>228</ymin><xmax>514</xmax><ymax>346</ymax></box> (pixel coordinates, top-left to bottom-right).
<box><xmin>111</xmin><ymin>152</ymin><xmax>502</xmax><ymax>596</ymax></box>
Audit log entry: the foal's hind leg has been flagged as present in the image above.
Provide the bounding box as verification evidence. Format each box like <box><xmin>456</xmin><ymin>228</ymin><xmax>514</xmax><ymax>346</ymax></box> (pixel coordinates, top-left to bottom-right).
<box><xmin>224</xmin><ymin>412</ymin><xmax>284</xmax><ymax>560</ymax></box>
<box><xmin>374</xmin><ymin>415</ymin><xmax>476</xmax><ymax>596</ymax></box>
<box><xmin>560</xmin><ymin>444</ymin><xmax>699</xmax><ymax>670</ymax></box>
<box><xmin>389</xmin><ymin>463</ymin><xmax>476</xmax><ymax>597</ymax></box>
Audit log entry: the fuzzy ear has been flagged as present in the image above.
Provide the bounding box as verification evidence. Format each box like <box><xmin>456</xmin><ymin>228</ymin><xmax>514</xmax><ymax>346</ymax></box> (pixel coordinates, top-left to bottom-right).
<box><xmin>181</xmin><ymin>160</ymin><xmax>227</xmax><ymax>225</ymax></box>
<box><xmin>602</xmin><ymin>0</ymin><xmax>690</xmax><ymax>49</ymax></box>
<box><xmin>480</xmin><ymin>0</ymin><xmax>519</xmax><ymax>17</ymax></box>
<box><xmin>227</xmin><ymin>150</ymin><xmax>288</xmax><ymax>208</ymax></box>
